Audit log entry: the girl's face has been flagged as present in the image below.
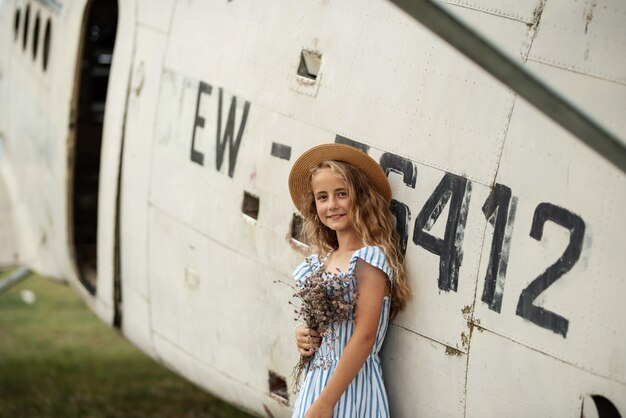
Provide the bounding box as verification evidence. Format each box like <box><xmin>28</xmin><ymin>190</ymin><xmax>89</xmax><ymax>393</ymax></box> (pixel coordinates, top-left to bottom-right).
<box><xmin>311</xmin><ymin>168</ymin><xmax>354</xmax><ymax>233</ymax></box>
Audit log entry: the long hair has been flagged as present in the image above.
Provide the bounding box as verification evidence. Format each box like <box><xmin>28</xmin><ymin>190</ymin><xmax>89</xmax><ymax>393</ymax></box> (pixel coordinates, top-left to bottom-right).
<box><xmin>299</xmin><ymin>160</ymin><xmax>411</xmax><ymax>318</ymax></box>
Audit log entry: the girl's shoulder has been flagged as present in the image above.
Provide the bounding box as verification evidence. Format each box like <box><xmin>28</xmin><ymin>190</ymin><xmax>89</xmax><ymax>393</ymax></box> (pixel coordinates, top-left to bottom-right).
<box><xmin>349</xmin><ymin>245</ymin><xmax>393</xmax><ymax>281</ymax></box>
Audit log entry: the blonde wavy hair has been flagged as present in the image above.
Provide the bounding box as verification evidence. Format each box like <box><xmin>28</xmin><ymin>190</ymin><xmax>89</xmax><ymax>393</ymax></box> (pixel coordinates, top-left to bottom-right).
<box><xmin>299</xmin><ymin>160</ymin><xmax>411</xmax><ymax>319</ymax></box>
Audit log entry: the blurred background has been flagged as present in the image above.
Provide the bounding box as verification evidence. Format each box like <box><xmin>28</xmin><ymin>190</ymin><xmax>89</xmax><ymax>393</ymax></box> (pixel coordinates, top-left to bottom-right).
<box><xmin>0</xmin><ymin>270</ymin><xmax>254</xmax><ymax>418</ymax></box>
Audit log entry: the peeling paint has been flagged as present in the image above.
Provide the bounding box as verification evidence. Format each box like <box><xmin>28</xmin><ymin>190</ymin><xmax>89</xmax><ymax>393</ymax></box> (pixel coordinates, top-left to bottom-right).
<box><xmin>445</xmin><ymin>346</ymin><xmax>463</xmax><ymax>356</ymax></box>
<box><xmin>461</xmin><ymin>332</ymin><xmax>469</xmax><ymax>349</ymax></box>
<box><xmin>471</xmin><ymin>319</ymin><xmax>485</xmax><ymax>333</ymax></box>
<box><xmin>584</xmin><ymin>1</ymin><xmax>597</xmax><ymax>34</ymax></box>
<box><xmin>462</xmin><ymin>305</ymin><xmax>473</xmax><ymax>333</ymax></box>
<box><xmin>527</xmin><ymin>0</ymin><xmax>546</xmax><ymax>29</ymax></box>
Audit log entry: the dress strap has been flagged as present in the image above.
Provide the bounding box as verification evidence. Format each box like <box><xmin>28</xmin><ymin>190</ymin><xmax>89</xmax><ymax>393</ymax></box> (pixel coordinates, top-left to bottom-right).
<box><xmin>318</xmin><ymin>251</ymin><xmax>333</xmax><ymax>269</ymax></box>
<box><xmin>350</xmin><ymin>246</ymin><xmax>394</xmax><ymax>286</ymax></box>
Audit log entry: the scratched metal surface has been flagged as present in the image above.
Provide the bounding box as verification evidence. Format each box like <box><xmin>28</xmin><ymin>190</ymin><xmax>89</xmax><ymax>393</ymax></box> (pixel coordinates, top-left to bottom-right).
<box><xmin>119</xmin><ymin>23</ymin><xmax>167</xmax><ymax>359</ymax></box>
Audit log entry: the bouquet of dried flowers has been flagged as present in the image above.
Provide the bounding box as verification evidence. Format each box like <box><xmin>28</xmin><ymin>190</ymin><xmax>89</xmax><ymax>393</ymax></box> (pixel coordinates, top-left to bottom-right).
<box><xmin>279</xmin><ymin>256</ymin><xmax>358</xmax><ymax>390</ymax></box>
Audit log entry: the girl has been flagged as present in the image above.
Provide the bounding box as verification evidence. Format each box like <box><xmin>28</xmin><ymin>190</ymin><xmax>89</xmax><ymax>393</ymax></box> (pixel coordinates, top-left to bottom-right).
<box><xmin>288</xmin><ymin>143</ymin><xmax>411</xmax><ymax>418</ymax></box>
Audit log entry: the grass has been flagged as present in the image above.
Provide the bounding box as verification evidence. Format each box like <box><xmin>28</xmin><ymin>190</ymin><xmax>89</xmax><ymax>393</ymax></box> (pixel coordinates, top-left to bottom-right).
<box><xmin>0</xmin><ymin>272</ymin><xmax>255</xmax><ymax>418</ymax></box>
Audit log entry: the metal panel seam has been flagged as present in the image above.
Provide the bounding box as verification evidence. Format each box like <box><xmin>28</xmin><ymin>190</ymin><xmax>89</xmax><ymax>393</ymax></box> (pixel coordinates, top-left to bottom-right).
<box><xmin>477</xmin><ymin>325</ymin><xmax>626</xmax><ymax>386</ymax></box>
<box><xmin>526</xmin><ymin>55</ymin><xmax>626</xmax><ymax>86</ymax></box>
<box><xmin>152</xmin><ymin>330</ymin><xmax>278</xmax><ymax>394</ymax></box>
<box><xmin>389</xmin><ymin>322</ymin><xmax>469</xmax><ymax>354</ymax></box>
<box><xmin>443</xmin><ymin>0</ymin><xmax>533</xmax><ymax>24</ymax></box>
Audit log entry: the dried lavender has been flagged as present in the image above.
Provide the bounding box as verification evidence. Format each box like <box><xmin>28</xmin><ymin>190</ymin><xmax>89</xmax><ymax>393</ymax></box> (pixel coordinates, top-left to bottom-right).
<box><xmin>283</xmin><ymin>256</ymin><xmax>358</xmax><ymax>390</ymax></box>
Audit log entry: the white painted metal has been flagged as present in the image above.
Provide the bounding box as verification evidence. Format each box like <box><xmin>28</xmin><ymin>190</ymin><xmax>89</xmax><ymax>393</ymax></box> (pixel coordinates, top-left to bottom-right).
<box><xmin>465</xmin><ymin>329</ymin><xmax>626</xmax><ymax>417</ymax></box>
<box><xmin>382</xmin><ymin>324</ymin><xmax>467</xmax><ymax>417</ymax></box>
<box><xmin>529</xmin><ymin>0</ymin><xmax>626</xmax><ymax>88</ymax></box>
<box><xmin>119</xmin><ymin>23</ymin><xmax>169</xmax><ymax>358</ymax></box>
<box><xmin>136</xmin><ymin>0</ymin><xmax>175</xmax><ymax>33</ymax></box>
<box><xmin>1</xmin><ymin>0</ymin><xmax>624</xmax><ymax>417</ymax></box>
<box><xmin>476</xmin><ymin>95</ymin><xmax>626</xmax><ymax>383</ymax></box>
<box><xmin>443</xmin><ymin>0</ymin><xmax>540</xmax><ymax>24</ymax></box>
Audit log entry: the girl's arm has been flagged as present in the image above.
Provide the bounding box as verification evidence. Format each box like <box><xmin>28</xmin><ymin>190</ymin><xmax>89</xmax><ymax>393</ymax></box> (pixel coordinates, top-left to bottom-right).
<box><xmin>305</xmin><ymin>259</ymin><xmax>389</xmax><ymax>417</ymax></box>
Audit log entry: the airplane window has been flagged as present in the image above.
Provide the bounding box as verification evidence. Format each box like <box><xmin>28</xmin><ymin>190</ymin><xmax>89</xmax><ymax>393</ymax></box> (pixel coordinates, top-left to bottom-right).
<box><xmin>32</xmin><ymin>12</ymin><xmax>40</xmax><ymax>61</ymax></box>
<box><xmin>22</xmin><ymin>3</ymin><xmax>30</xmax><ymax>52</ymax></box>
<box><xmin>242</xmin><ymin>192</ymin><xmax>260</xmax><ymax>220</ymax></box>
<box><xmin>22</xmin><ymin>4</ymin><xmax>30</xmax><ymax>51</ymax></box>
<box><xmin>13</xmin><ymin>8</ymin><xmax>20</xmax><ymax>41</ymax></box>
<box><xmin>297</xmin><ymin>50</ymin><xmax>322</xmax><ymax>80</ymax></box>
<box><xmin>43</xmin><ymin>18</ymin><xmax>51</xmax><ymax>71</ymax></box>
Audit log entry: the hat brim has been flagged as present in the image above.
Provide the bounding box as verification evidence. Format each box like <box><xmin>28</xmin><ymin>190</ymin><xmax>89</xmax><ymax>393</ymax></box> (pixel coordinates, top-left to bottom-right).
<box><xmin>288</xmin><ymin>143</ymin><xmax>392</xmax><ymax>214</ymax></box>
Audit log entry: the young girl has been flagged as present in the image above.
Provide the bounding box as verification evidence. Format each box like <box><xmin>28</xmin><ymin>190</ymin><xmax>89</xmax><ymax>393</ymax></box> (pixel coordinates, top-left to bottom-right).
<box><xmin>288</xmin><ymin>143</ymin><xmax>411</xmax><ymax>418</ymax></box>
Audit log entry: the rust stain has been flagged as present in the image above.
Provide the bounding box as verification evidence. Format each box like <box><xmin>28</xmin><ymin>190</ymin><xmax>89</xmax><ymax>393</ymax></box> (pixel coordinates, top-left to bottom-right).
<box><xmin>263</xmin><ymin>404</ymin><xmax>275</xmax><ymax>418</ymax></box>
<box><xmin>296</xmin><ymin>77</ymin><xmax>316</xmax><ymax>87</ymax></box>
<box><xmin>461</xmin><ymin>332</ymin><xmax>469</xmax><ymax>349</ymax></box>
<box><xmin>445</xmin><ymin>346</ymin><xmax>463</xmax><ymax>356</ymax></box>
<box><xmin>527</xmin><ymin>0</ymin><xmax>546</xmax><ymax>29</ymax></box>
<box><xmin>470</xmin><ymin>318</ymin><xmax>485</xmax><ymax>333</ymax></box>
<box><xmin>584</xmin><ymin>1</ymin><xmax>597</xmax><ymax>34</ymax></box>
<box><xmin>462</xmin><ymin>305</ymin><xmax>472</xmax><ymax>325</ymax></box>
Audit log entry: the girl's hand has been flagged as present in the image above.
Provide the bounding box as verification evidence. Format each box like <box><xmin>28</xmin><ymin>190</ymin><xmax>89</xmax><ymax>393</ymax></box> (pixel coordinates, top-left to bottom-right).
<box><xmin>304</xmin><ymin>398</ymin><xmax>334</xmax><ymax>418</ymax></box>
<box><xmin>295</xmin><ymin>326</ymin><xmax>321</xmax><ymax>357</ymax></box>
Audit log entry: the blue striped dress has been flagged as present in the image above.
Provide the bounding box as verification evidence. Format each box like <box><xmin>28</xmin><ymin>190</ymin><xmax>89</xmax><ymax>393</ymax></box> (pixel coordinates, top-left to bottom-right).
<box><xmin>291</xmin><ymin>246</ymin><xmax>392</xmax><ymax>418</ymax></box>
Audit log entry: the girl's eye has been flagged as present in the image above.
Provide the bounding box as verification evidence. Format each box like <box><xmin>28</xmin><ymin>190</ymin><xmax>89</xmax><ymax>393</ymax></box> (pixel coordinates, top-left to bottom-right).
<box><xmin>338</xmin><ymin>191</ymin><xmax>347</xmax><ymax>197</ymax></box>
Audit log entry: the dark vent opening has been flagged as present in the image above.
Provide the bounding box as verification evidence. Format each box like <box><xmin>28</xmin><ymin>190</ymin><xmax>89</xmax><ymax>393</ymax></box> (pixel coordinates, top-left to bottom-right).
<box><xmin>242</xmin><ymin>192</ymin><xmax>260</xmax><ymax>220</ymax></box>
<box><xmin>297</xmin><ymin>50</ymin><xmax>321</xmax><ymax>80</ymax></box>
<box><xmin>268</xmin><ymin>371</ymin><xmax>288</xmax><ymax>403</ymax></box>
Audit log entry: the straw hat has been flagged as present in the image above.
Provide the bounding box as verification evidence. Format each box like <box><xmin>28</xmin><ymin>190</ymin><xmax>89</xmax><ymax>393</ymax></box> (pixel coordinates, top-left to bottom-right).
<box><xmin>288</xmin><ymin>143</ymin><xmax>392</xmax><ymax>214</ymax></box>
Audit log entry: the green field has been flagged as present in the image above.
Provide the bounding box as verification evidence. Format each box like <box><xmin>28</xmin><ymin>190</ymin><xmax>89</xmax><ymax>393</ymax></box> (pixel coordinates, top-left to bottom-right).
<box><xmin>0</xmin><ymin>272</ymin><xmax>255</xmax><ymax>418</ymax></box>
